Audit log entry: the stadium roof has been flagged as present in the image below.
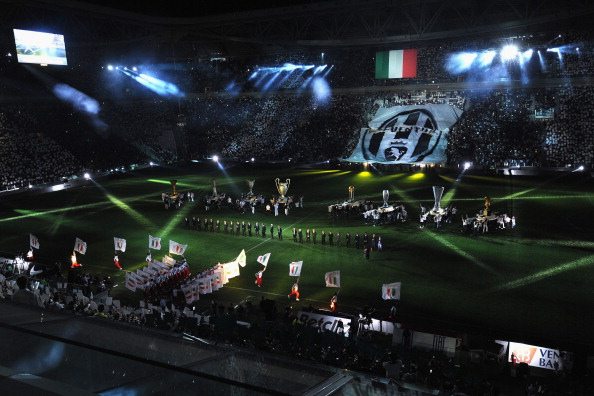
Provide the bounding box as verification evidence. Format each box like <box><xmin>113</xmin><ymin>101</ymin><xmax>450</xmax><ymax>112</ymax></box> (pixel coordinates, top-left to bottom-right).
<box><xmin>2</xmin><ymin>0</ymin><xmax>593</xmax><ymax>58</ymax></box>
<box><xmin>74</xmin><ymin>0</ymin><xmax>327</xmax><ymax>18</ymax></box>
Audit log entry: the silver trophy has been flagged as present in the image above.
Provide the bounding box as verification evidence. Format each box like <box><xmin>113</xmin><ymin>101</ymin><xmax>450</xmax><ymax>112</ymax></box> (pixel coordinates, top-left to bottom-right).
<box><xmin>348</xmin><ymin>185</ymin><xmax>355</xmax><ymax>202</ymax></box>
<box><xmin>432</xmin><ymin>186</ymin><xmax>445</xmax><ymax>213</ymax></box>
<box><xmin>382</xmin><ymin>189</ymin><xmax>390</xmax><ymax>207</ymax></box>
<box><xmin>275</xmin><ymin>178</ymin><xmax>290</xmax><ymax>202</ymax></box>
<box><xmin>211</xmin><ymin>179</ymin><xmax>218</xmax><ymax>197</ymax></box>
<box><xmin>247</xmin><ymin>179</ymin><xmax>255</xmax><ymax>196</ymax></box>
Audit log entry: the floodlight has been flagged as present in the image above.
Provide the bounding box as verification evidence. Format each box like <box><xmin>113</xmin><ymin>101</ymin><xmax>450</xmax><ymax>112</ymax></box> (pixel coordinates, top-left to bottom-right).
<box><xmin>107</xmin><ymin>64</ymin><xmax>114</xmax><ymax>71</ymax></box>
<box><xmin>83</xmin><ymin>172</ymin><xmax>91</xmax><ymax>180</ymax></box>
<box><xmin>477</xmin><ymin>50</ymin><xmax>496</xmax><ymax>67</ymax></box>
<box><xmin>522</xmin><ymin>49</ymin><xmax>533</xmax><ymax>60</ymax></box>
<box><xmin>251</xmin><ymin>157</ymin><xmax>255</xmax><ymax>162</ymax></box>
<box><xmin>463</xmin><ymin>162</ymin><xmax>472</xmax><ymax>170</ymax></box>
<box><xmin>500</xmin><ymin>45</ymin><xmax>519</xmax><ymax>61</ymax></box>
<box><xmin>577</xmin><ymin>165</ymin><xmax>585</xmax><ymax>171</ymax></box>
<box><xmin>132</xmin><ymin>66</ymin><xmax>138</xmax><ymax>71</ymax></box>
<box><xmin>149</xmin><ymin>161</ymin><xmax>154</xmax><ymax>166</ymax></box>
<box><xmin>212</xmin><ymin>155</ymin><xmax>219</xmax><ymax>162</ymax></box>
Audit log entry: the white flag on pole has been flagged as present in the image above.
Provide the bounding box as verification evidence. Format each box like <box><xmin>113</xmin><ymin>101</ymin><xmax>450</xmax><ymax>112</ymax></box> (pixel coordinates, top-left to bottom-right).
<box><xmin>74</xmin><ymin>238</ymin><xmax>87</xmax><ymax>255</ymax></box>
<box><xmin>382</xmin><ymin>282</ymin><xmax>401</xmax><ymax>300</ymax></box>
<box><xmin>169</xmin><ymin>240</ymin><xmax>187</xmax><ymax>256</ymax></box>
<box><xmin>236</xmin><ymin>249</ymin><xmax>247</xmax><ymax>267</ymax></box>
<box><xmin>29</xmin><ymin>234</ymin><xmax>40</xmax><ymax>250</ymax></box>
<box><xmin>325</xmin><ymin>271</ymin><xmax>341</xmax><ymax>288</ymax></box>
<box><xmin>223</xmin><ymin>261</ymin><xmax>240</xmax><ymax>280</ymax></box>
<box><xmin>289</xmin><ymin>261</ymin><xmax>303</xmax><ymax>277</ymax></box>
<box><xmin>114</xmin><ymin>237</ymin><xmax>127</xmax><ymax>252</ymax></box>
<box><xmin>149</xmin><ymin>235</ymin><xmax>161</xmax><ymax>250</ymax></box>
<box><xmin>257</xmin><ymin>253</ymin><xmax>271</xmax><ymax>268</ymax></box>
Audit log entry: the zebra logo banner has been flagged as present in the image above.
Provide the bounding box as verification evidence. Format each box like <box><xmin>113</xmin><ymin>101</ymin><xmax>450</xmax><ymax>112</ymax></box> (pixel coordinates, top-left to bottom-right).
<box><xmin>347</xmin><ymin>104</ymin><xmax>462</xmax><ymax>164</ymax></box>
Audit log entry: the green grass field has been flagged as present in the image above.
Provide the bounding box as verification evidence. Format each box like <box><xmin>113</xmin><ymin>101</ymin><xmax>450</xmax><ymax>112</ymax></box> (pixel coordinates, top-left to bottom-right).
<box><xmin>2</xmin><ymin>164</ymin><xmax>594</xmax><ymax>346</ymax></box>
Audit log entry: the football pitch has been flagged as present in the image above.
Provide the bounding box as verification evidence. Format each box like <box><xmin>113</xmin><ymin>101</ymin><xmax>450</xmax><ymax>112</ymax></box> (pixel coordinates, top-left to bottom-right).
<box><xmin>1</xmin><ymin>164</ymin><xmax>594</xmax><ymax>346</ymax></box>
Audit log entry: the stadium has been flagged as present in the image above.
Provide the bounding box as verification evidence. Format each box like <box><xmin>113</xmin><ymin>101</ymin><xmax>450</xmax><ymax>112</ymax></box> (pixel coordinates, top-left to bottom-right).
<box><xmin>1</xmin><ymin>0</ymin><xmax>594</xmax><ymax>394</ymax></box>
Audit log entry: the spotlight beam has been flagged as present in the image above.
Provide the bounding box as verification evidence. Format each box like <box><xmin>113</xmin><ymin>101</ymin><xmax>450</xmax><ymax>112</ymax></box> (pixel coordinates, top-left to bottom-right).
<box><xmin>489</xmin><ymin>254</ymin><xmax>594</xmax><ymax>292</ymax></box>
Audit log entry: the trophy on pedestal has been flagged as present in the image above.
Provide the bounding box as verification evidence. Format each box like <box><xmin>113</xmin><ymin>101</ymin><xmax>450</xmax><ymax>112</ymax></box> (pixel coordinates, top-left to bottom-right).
<box><xmin>348</xmin><ymin>185</ymin><xmax>355</xmax><ymax>202</ymax></box>
<box><xmin>382</xmin><ymin>189</ymin><xmax>390</xmax><ymax>208</ymax></box>
<box><xmin>431</xmin><ymin>186</ymin><xmax>445</xmax><ymax>214</ymax></box>
<box><xmin>483</xmin><ymin>196</ymin><xmax>491</xmax><ymax>216</ymax></box>
<box><xmin>211</xmin><ymin>179</ymin><xmax>218</xmax><ymax>197</ymax></box>
<box><xmin>170</xmin><ymin>180</ymin><xmax>178</xmax><ymax>198</ymax></box>
<box><xmin>275</xmin><ymin>178</ymin><xmax>291</xmax><ymax>203</ymax></box>
<box><xmin>247</xmin><ymin>179</ymin><xmax>255</xmax><ymax>196</ymax></box>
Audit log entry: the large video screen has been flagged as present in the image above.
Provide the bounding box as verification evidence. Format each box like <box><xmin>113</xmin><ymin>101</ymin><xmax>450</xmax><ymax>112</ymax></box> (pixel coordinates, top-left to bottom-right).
<box><xmin>13</xmin><ymin>29</ymin><xmax>68</xmax><ymax>65</ymax></box>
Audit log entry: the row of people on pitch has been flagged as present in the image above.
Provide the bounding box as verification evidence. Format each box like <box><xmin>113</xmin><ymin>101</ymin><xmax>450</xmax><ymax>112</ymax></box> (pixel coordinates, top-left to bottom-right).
<box><xmin>185</xmin><ymin>217</ymin><xmax>285</xmax><ymax>239</ymax></box>
<box><xmin>291</xmin><ymin>228</ymin><xmax>383</xmax><ymax>250</ymax></box>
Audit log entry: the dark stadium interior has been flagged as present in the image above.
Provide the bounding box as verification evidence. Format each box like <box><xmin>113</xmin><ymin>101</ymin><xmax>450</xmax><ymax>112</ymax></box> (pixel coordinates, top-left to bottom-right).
<box><xmin>1</xmin><ymin>1</ymin><xmax>594</xmax><ymax>395</ymax></box>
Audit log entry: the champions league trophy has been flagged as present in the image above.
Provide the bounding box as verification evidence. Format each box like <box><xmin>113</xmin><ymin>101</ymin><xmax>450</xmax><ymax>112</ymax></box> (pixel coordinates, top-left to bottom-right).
<box><xmin>275</xmin><ymin>178</ymin><xmax>291</xmax><ymax>203</ymax></box>
<box><xmin>247</xmin><ymin>179</ymin><xmax>255</xmax><ymax>196</ymax></box>
<box><xmin>382</xmin><ymin>189</ymin><xmax>390</xmax><ymax>208</ymax></box>
<box><xmin>430</xmin><ymin>186</ymin><xmax>446</xmax><ymax>215</ymax></box>
<box><xmin>348</xmin><ymin>185</ymin><xmax>355</xmax><ymax>202</ymax></box>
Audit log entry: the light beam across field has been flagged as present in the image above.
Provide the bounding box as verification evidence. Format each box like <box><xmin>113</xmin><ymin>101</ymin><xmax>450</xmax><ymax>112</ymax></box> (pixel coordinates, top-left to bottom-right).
<box><xmin>105</xmin><ymin>193</ymin><xmax>155</xmax><ymax>229</ymax></box>
<box><xmin>158</xmin><ymin>203</ymin><xmax>193</xmax><ymax>238</ymax></box>
<box><xmin>423</xmin><ymin>229</ymin><xmax>499</xmax><ymax>275</ymax></box>
<box><xmin>15</xmin><ymin>209</ymin><xmax>73</xmax><ymax>235</ymax></box>
<box><xmin>491</xmin><ymin>254</ymin><xmax>594</xmax><ymax>292</ymax></box>
<box><xmin>147</xmin><ymin>179</ymin><xmax>196</xmax><ymax>188</ymax></box>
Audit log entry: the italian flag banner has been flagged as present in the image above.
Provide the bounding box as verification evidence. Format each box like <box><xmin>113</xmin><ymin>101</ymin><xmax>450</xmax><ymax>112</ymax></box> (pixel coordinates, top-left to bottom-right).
<box><xmin>375</xmin><ymin>49</ymin><xmax>417</xmax><ymax>79</ymax></box>
<box><xmin>382</xmin><ymin>282</ymin><xmax>401</xmax><ymax>300</ymax></box>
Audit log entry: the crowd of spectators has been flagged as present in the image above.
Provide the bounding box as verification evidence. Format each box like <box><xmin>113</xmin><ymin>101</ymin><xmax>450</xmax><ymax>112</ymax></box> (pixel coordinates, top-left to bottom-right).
<box><xmin>0</xmin><ymin>108</ymin><xmax>83</xmax><ymax>190</ymax></box>
<box><xmin>2</xmin><ymin>85</ymin><xmax>593</xmax><ymax>191</ymax></box>
<box><xmin>1</xmin><ymin>262</ymin><xmax>591</xmax><ymax>395</ymax></box>
<box><xmin>2</xmin><ymin>30</ymin><xmax>594</xmax><ymax>190</ymax></box>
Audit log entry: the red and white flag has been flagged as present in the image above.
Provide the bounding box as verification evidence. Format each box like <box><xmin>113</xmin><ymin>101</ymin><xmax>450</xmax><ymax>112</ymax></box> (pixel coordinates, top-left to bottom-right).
<box><xmin>325</xmin><ymin>271</ymin><xmax>340</xmax><ymax>288</ymax></box>
<box><xmin>198</xmin><ymin>276</ymin><xmax>213</xmax><ymax>294</ymax></box>
<box><xmin>257</xmin><ymin>253</ymin><xmax>271</xmax><ymax>268</ymax></box>
<box><xmin>149</xmin><ymin>235</ymin><xmax>161</xmax><ymax>250</ymax></box>
<box><xmin>125</xmin><ymin>272</ymin><xmax>136</xmax><ymax>292</ymax></box>
<box><xmin>289</xmin><ymin>261</ymin><xmax>303</xmax><ymax>277</ymax></box>
<box><xmin>181</xmin><ymin>282</ymin><xmax>198</xmax><ymax>304</ymax></box>
<box><xmin>382</xmin><ymin>282</ymin><xmax>401</xmax><ymax>300</ymax></box>
<box><xmin>29</xmin><ymin>234</ymin><xmax>40</xmax><ymax>250</ymax></box>
<box><xmin>169</xmin><ymin>240</ymin><xmax>187</xmax><ymax>256</ymax></box>
<box><xmin>114</xmin><ymin>237</ymin><xmax>127</xmax><ymax>252</ymax></box>
<box><xmin>74</xmin><ymin>238</ymin><xmax>87</xmax><ymax>255</ymax></box>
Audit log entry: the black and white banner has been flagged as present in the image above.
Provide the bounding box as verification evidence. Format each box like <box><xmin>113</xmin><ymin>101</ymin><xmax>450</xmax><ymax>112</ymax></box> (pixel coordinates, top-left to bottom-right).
<box><xmin>347</xmin><ymin>104</ymin><xmax>462</xmax><ymax>164</ymax></box>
